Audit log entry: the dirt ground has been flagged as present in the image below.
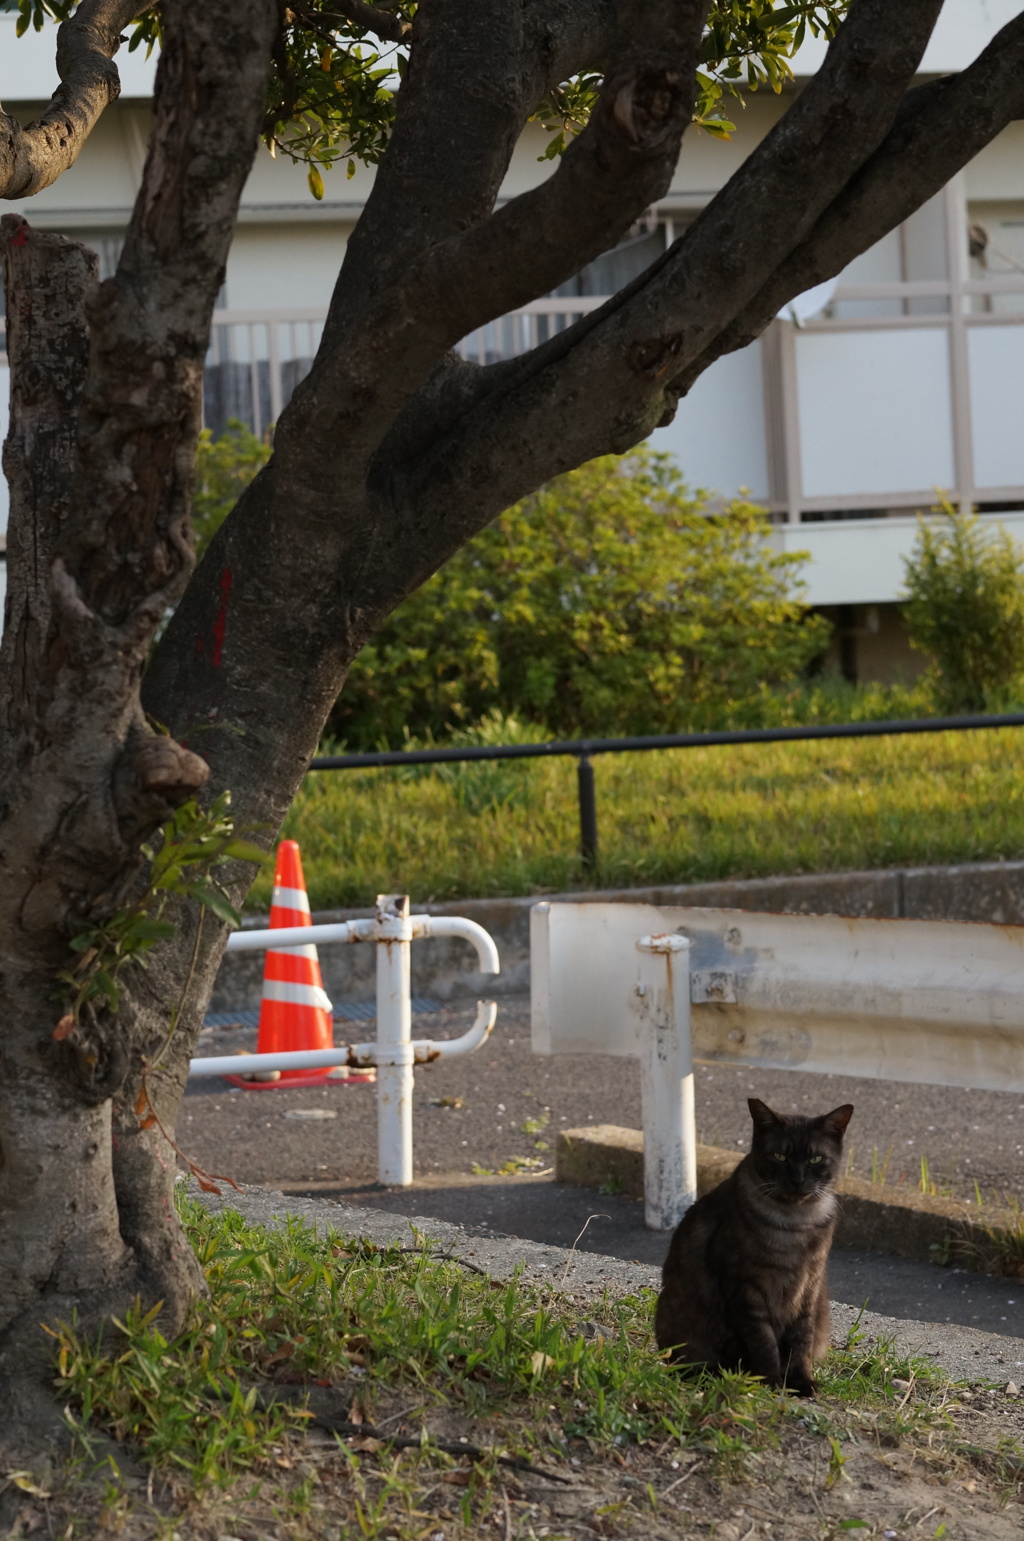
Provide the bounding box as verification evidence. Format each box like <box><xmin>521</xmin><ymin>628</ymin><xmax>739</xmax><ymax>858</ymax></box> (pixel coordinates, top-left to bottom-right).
<box><xmin>9</xmin><ymin>1368</ymin><xmax>1023</xmax><ymax>1540</ymax></box>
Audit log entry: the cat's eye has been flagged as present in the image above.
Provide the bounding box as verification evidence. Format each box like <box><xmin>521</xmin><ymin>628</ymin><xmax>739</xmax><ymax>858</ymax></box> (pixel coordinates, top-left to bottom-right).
<box><xmin>772</xmin><ymin>1152</ymin><xmax>786</xmax><ymax>1162</ymax></box>
<box><xmin>808</xmin><ymin>1155</ymin><xmax>823</xmax><ymax>1165</ymax></box>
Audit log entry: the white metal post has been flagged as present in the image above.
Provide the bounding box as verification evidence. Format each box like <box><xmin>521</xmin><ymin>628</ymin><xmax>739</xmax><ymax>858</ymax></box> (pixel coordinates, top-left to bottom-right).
<box><xmin>374</xmin><ymin>894</ymin><xmax>415</xmax><ymax>1186</ymax></box>
<box><xmin>635</xmin><ymin>934</ymin><xmax>696</xmax><ymax>1231</ymax></box>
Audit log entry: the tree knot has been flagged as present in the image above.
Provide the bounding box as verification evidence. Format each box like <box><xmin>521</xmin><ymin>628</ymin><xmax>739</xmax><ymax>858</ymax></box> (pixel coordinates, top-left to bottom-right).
<box><xmin>113</xmin><ymin>733</ymin><xmax>210</xmax><ymax>838</ymax></box>
<box><xmin>609</xmin><ymin>68</ymin><xmax>688</xmax><ymax>151</ymax></box>
<box><xmin>628</xmin><ymin>332</ymin><xmax>684</xmax><ymax>379</ymax></box>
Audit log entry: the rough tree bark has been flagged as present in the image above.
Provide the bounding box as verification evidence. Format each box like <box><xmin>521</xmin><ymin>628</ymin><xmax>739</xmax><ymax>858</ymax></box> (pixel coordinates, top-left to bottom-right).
<box><xmin>0</xmin><ymin>0</ymin><xmax>279</xmax><ymax>1451</ymax></box>
<box><xmin>2</xmin><ymin>0</ymin><xmax>1024</xmax><ymax>1456</ymax></box>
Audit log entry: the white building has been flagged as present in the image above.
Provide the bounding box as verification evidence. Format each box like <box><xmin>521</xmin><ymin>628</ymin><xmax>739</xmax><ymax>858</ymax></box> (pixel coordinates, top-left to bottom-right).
<box><xmin>2</xmin><ymin>3</ymin><xmax>1024</xmax><ymax>679</ymax></box>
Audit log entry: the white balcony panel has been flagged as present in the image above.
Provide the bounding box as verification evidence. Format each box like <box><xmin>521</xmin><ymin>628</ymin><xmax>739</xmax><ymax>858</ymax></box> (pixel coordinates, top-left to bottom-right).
<box><xmin>648</xmin><ymin>338</ymin><xmax>768</xmax><ymax>500</ymax></box>
<box><xmin>795</xmin><ymin>328</ymin><xmax>955</xmax><ymax>499</ymax></box>
<box><xmin>770</xmin><ymin>510</ymin><xmax>1024</xmax><ymax>608</ymax></box>
<box><xmin>968</xmin><ymin>324</ymin><xmax>1024</xmax><ymax>489</ymax></box>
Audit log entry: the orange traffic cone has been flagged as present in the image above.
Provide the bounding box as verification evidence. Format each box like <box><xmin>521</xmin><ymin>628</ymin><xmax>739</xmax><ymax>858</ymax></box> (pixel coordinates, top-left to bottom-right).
<box><xmin>231</xmin><ymin>840</ymin><xmax>342</xmax><ymax>1090</ymax></box>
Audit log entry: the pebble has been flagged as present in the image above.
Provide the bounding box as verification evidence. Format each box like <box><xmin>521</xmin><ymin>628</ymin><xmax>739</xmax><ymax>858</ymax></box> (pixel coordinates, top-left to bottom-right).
<box><xmin>1005</xmin><ymin>1380</ymin><xmax>1019</xmax><ymax>1396</ymax></box>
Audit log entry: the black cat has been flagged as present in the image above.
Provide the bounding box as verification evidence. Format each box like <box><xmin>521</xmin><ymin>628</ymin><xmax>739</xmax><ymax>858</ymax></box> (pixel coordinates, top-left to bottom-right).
<box><xmin>654</xmin><ymin>1097</ymin><xmax>854</xmax><ymax>1396</ymax></box>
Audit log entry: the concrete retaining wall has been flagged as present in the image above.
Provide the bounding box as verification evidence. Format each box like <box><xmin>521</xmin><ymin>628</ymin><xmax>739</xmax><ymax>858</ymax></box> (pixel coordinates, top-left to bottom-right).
<box><xmin>211</xmin><ymin>858</ymin><xmax>1024</xmax><ymax>1011</ymax></box>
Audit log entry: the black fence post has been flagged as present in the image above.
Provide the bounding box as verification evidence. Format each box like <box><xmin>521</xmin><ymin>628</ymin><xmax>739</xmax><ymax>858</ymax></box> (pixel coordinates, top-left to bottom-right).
<box><xmin>577</xmin><ymin>754</ymin><xmax>598</xmax><ymax>870</ymax></box>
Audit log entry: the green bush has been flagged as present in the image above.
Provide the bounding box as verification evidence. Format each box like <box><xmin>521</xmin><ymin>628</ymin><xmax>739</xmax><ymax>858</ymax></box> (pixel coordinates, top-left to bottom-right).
<box><xmin>903</xmin><ymin>502</ymin><xmax>1024</xmax><ymax>713</ymax></box>
<box><xmin>330</xmin><ymin>449</ymin><xmax>830</xmax><ymax>745</ymax></box>
<box><xmin>192</xmin><ymin>419</ymin><xmax>271</xmax><ymax>560</ymax></box>
<box><xmin>190</xmin><ymin>431</ymin><xmax>829</xmax><ymax>743</ymax></box>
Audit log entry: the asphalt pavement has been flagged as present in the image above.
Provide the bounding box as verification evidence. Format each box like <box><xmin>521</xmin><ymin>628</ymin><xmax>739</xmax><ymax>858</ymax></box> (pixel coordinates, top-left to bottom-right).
<box><xmin>183</xmin><ymin>993</ymin><xmax>1024</xmax><ymax>1342</ymax></box>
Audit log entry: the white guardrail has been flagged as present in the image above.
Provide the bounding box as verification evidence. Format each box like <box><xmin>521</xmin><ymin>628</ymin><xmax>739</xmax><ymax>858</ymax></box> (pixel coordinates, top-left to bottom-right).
<box><xmin>531</xmin><ymin>902</ymin><xmax>1024</xmax><ymax>1232</ymax></box>
<box><xmin>189</xmin><ymin>894</ymin><xmax>499</xmax><ymax>1187</ymax></box>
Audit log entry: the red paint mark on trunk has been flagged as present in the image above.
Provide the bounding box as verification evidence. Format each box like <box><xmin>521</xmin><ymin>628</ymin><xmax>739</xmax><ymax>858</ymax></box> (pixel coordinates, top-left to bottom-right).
<box><xmin>10</xmin><ymin>222</ymin><xmax>28</xmax><ymax>247</ymax></box>
<box><xmin>211</xmin><ymin>567</ymin><xmax>233</xmax><ymax>667</ymax></box>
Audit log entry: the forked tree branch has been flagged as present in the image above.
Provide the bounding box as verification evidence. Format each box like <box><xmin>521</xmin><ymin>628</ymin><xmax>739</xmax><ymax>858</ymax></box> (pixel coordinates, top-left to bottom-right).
<box><xmin>327</xmin><ymin>0</ymin><xmax>615</xmax><ymax>325</ymax></box>
<box><xmin>288</xmin><ymin>0</ymin><xmax>709</xmax><ymax>474</ymax></box>
<box><xmin>0</xmin><ymin>0</ymin><xmax>149</xmax><ymax>199</ymax></box>
<box><xmin>405</xmin><ymin>0</ymin><xmax>710</xmax><ymax>338</ymax></box>
<box><xmin>380</xmin><ymin>0</ymin><xmax>945</xmax><ymax>541</ymax></box>
<box><xmin>671</xmin><ymin>8</ymin><xmax>1024</xmax><ymax>393</ymax></box>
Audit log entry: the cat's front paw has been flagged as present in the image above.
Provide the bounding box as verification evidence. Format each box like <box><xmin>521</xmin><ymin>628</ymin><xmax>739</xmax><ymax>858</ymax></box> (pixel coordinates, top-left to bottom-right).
<box><xmin>785</xmin><ymin>1373</ymin><xmax>816</xmax><ymax>1398</ymax></box>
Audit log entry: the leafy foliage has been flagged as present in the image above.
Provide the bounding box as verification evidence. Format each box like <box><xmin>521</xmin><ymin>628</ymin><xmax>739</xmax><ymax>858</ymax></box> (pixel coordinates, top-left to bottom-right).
<box><xmin>192</xmin><ymin>419</ymin><xmax>272</xmax><ymax>561</ymax></box>
<box><xmin>0</xmin><ymin>0</ymin><xmax>161</xmax><ymax>50</ymax></box>
<box><xmin>903</xmin><ymin>501</ymin><xmax>1024</xmax><ymax>713</ymax></box>
<box><xmin>3</xmin><ymin>0</ymin><xmax>847</xmax><ymax>184</ymax></box>
<box><xmin>536</xmin><ymin>2</ymin><xmax>849</xmax><ymax>156</ymax></box>
<box><xmin>329</xmin><ymin>449</ymin><xmax>829</xmax><ymax>746</ymax></box>
<box><xmin>55</xmin><ymin>790</ymin><xmax>266</xmax><ymax>1032</ymax></box>
<box><xmin>0</xmin><ymin>0</ymin><xmax>73</xmax><ymax>36</ymax></box>
<box><xmin>5</xmin><ymin>2</ymin><xmax>849</xmax><ymax>190</ymax></box>
<box><xmin>263</xmin><ymin>4</ymin><xmax>411</xmax><ymax>187</ymax></box>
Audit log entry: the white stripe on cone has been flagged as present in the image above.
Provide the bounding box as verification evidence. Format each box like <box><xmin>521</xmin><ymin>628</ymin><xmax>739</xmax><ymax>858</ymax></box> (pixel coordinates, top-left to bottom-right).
<box><xmin>262</xmin><ymin>979</ymin><xmax>334</xmax><ymax>1012</ymax></box>
<box><xmin>272</xmin><ymin>885</ymin><xmax>312</xmax><ymax>912</ymax></box>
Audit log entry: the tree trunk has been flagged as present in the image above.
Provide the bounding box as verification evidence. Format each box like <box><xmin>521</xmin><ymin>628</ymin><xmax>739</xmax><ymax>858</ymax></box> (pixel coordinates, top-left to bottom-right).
<box><xmin>0</xmin><ymin>0</ymin><xmax>278</xmax><ymax>1458</ymax></box>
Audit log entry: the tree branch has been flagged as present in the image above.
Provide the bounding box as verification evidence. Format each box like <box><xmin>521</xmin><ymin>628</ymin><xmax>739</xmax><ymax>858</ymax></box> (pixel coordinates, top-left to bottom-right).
<box><xmin>328</xmin><ymin>0</ymin><xmax>615</xmax><ymax>320</ymax></box>
<box><xmin>671</xmin><ymin>9</ymin><xmax>1024</xmax><ymax>392</ymax></box>
<box><xmin>0</xmin><ymin>0</ymin><xmax>148</xmax><ymax>200</ymax></box>
<box><xmin>315</xmin><ymin>2</ymin><xmax>411</xmax><ymax>44</ymax></box>
<box><xmin>143</xmin><ymin>0</ymin><xmax>959</xmax><ymax>860</ymax></box>
<box><xmin>326</xmin><ymin>0</ymin><xmax>536</xmax><ymax>318</ymax></box>
<box><xmin>402</xmin><ymin>0</ymin><xmax>709</xmax><ymax>340</ymax></box>
<box><xmin>375</xmin><ymin>0</ymin><xmax>945</xmax><ymax>546</ymax></box>
<box><xmin>68</xmin><ymin>0</ymin><xmax>280</xmax><ymax>628</ymax></box>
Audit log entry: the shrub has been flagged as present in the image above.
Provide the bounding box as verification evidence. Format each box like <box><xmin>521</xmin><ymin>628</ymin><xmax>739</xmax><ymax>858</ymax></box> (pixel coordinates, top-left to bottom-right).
<box><xmin>192</xmin><ymin>419</ymin><xmax>271</xmax><ymax>560</ymax></box>
<box><xmin>902</xmin><ymin>502</ymin><xmax>1024</xmax><ymax>713</ymax></box>
<box><xmin>329</xmin><ymin>449</ymin><xmax>830</xmax><ymax>745</ymax></box>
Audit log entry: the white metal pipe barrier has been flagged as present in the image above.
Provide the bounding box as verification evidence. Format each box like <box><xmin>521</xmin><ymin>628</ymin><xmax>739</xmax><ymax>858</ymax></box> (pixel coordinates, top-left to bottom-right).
<box><xmin>189</xmin><ymin>894</ymin><xmax>499</xmax><ymax>1186</ymax></box>
<box><xmin>532</xmin><ymin>901</ymin><xmax>1024</xmax><ymax>1231</ymax></box>
<box><xmin>634</xmin><ymin>935</ymin><xmax>697</xmax><ymax>1231</ymax></box>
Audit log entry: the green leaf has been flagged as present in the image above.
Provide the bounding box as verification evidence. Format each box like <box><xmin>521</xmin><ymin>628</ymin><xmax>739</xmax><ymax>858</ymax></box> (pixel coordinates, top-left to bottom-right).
<box><xmin>68</xmin><ymin>931</ymin><xmax>102</xmax><ymax>952</ymax></box>
<box><xmin>120</xmin><ymin>918</ymin><xmax>177</xmax><ymax>944</ymax></box>
<box><xmin>220</xmin><ymin>838</ymin><xmax>270</xmax><ymax>866</ymax></box>
<box><xmin>185</xmin><ymin>884</ymin><xmax>242</xmax><ymax>928</ymax></box>
<box><xmin>307</xmin><ymin>165</ymin><xmax>325</xmax><ymax>201</ymax></box>
<box><xmin>93</xmin><ymin>969</ymin><xmax>121</xmax><ymax>1011</ymax></box>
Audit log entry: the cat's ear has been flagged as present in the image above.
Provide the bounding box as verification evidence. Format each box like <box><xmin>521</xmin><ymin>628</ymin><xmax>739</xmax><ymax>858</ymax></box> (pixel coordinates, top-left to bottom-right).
<box><xmin>821</xmin><ymin>1104</ymin><xmax>854</xmax><ymax>1136</ymax></box>
<box><xmin>748</xmin><ymin>1097</ymin><xmax>782</xmax><ymax>1128</ymax></box>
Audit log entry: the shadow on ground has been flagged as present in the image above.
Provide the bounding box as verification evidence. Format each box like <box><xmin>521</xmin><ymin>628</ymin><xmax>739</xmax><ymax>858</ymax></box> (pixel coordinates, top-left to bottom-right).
<box><xmin>271</xmin><ymin>1171</ymin><xmax>1024</xmax><ymax>1340</ymax></box>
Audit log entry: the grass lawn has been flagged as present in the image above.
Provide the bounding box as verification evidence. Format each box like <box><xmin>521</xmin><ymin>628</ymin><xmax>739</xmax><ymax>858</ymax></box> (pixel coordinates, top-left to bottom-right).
<box><xmin>248</xmin><ymin>724</ymin><xmax>1024</xmax><ymax>911</ymax></box>
<box><xmin>31</xmin><ymin>1194</ymin><xmax>1024</xmax><ymax>1540</ymax></box>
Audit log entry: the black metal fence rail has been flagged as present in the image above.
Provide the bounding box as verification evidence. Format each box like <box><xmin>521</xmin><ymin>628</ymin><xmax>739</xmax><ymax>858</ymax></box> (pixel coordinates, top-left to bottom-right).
<box><xmin>311</xmin><ymin>712</ymin><xmax>1024</xmax><ymax>869</ymax></box>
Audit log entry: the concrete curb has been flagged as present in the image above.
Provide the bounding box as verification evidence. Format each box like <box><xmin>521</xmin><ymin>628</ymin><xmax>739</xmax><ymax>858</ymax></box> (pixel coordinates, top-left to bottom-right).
<box><xmin>191</xmin><ymin>1181</ymin><xmax>1024</xmax><ymax>1386</ymax></box>
<box><xmin>554</xmin><ymin>1125</ymin><xmax>1024</xmax><ymax>1274</ymax></box>
<box><xmin>214</xmin><ymin>858</ymin><xmax>1024</xmax><ymax>1010</ymax></box>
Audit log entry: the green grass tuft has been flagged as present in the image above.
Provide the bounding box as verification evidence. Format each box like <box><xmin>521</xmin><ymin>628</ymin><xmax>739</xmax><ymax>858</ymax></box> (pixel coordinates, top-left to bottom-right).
<box><xmin>53</xmin><ymin>1194</ymin><xmax>955</xmax><ymax>1493</ymax></box>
